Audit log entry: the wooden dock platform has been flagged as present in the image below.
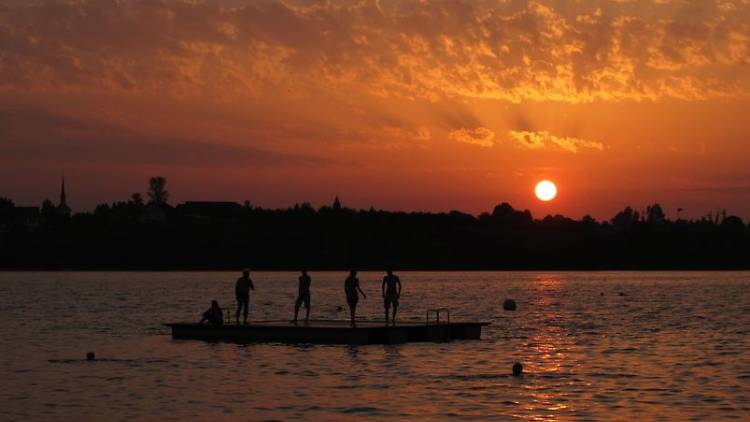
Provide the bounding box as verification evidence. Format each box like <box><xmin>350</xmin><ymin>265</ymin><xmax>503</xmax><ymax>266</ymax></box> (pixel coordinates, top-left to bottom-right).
<box><xmin>165</xmin><ymin>320</ymin><xmax>490</xmax><ymax>345</ymax></box>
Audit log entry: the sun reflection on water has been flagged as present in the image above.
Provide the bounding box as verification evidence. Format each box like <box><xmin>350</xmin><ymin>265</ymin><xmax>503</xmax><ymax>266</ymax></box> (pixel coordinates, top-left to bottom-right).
<box><xmin>518</xmin><ymin>274</ymin><xmax>578</xmax><ymax>419</ymax></box>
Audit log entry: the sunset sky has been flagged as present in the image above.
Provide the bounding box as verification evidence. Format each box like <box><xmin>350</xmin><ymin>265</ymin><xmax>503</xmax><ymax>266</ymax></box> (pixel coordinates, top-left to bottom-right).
<box><xmin>1</xmin><ymin>0</ymin><xmax>749</xmax><ymax>220</ymax></box>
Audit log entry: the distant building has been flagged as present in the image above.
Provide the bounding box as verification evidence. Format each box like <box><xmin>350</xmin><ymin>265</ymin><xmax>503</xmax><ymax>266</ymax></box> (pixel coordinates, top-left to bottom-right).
<box><xmin>332</xmin><ymin>196</ymin><xmax>342</xmax><ymax>211</ymax></box>
<box><xmin>57</xmin><ymin>176</ymin><xmax>71</xmax><ymax>217</ymax></box>
<box><xmin>176</xmin><ymin>201</ymin><xmax>242</xmax><ymax>219</ymax></box>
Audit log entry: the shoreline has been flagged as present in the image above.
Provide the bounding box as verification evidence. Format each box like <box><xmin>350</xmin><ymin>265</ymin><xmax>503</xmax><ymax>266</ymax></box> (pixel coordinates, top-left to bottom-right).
<box><xmin>1</xmin><ymin>267</ymin><xmax>749</xmax><ymax>272</ymax></box>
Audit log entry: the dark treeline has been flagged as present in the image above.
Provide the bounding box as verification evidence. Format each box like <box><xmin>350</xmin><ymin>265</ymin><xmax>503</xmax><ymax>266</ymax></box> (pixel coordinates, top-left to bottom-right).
<box><xmin>1</xmin><ymin>178</ymin><xmax>749</xmax><ymax>270</ymax></box>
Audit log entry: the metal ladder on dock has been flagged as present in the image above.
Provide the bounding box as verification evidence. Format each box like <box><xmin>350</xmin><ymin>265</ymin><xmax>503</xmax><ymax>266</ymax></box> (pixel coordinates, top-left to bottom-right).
<box><xmin>425</xmin><ymin>308</ymin><xmax>450</xmax><ymax>325</ymax></box>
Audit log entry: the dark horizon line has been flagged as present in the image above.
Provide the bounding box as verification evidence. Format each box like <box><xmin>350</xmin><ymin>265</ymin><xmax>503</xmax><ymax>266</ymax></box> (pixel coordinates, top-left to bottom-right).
<box><xmin>3</xmin><ymin>195</ymin><xmax>746</xmax><ymax>224</ymax></box>
<box><xmin>2</xmin><ymin>266</ymin><xmax>749</xmax><ymax>272</ymax></box>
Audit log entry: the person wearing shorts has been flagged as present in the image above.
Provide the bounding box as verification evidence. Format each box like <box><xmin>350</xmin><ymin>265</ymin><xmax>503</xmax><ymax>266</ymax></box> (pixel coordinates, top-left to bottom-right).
<box><xmin>382</xmin><ymin>269</ymin><xmax>402</xmax><ymax>324</ymax></box>
<box><xmin>344</xmin><ymin>270</ymin><xmax>366</xmax><ymax>326</ymax></box>
<box><xmin>235</xmin><ymin>269</ymin><xmax>255</xmax><ymax>324</ymax></box>
<box><xmin>293</xmin><ymin>270</ymin><xmax>312</xmax><ymax>322</ymax></box>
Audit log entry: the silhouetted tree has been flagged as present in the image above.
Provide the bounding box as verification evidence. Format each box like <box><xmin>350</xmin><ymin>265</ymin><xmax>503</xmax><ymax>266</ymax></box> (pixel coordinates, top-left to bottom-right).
<box><xmin>131</xmin><ymin>193</ymin><xmax>144</xmax><ymax>206</ymax></box>
<box><xmin>492</xmin><ymin>202</ymin><xmax>514</xmax><ymax>218</ymax></box>
<box><xmin>646</xmin><ymin>203</ymin><xmax>665</xmax><ymax>223</ymax></box>
<box><xmin>94</xmin><ymin>203</ymin><xmax>110</xmax><ymax>216</ymax></box>
<box><xmin>722</xmin><ymin>215</ymin><xmax>744</xmax><ymax>230</ymax></box>
<box><xmin>612</xmin><ymin>206</ymin><xmax>639</xmax><ymax>229</ymax></box>
<box><xmin>0</xmin><ymin>197</ymin><xmax>14</xmax><ymax>220</ymax></box>
<box><xmin>147</xmin><ymin>177</ymin><xmax>169</xmax><ymax>204</ymax></box>
<box><xmin>40</xmin><ymin>199</ymin><xmax>58</xmax><ymax>225</ymax></box>
<box><xmin>41</xmin><ymin>199</ymin><xmax>55</xmax><ymax>215</ymax></box>
<box><xmin>491</xmin><ymin>202</ymin><xmax>533</xmax><ymax>226</ymax></box>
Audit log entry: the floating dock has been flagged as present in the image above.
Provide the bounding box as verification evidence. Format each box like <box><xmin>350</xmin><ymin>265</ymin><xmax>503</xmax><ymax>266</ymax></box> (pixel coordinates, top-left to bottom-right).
<box><xmin>165</xmin><ymin>320</ymin><xmax>490</xmax><ymax>345</ymax></box>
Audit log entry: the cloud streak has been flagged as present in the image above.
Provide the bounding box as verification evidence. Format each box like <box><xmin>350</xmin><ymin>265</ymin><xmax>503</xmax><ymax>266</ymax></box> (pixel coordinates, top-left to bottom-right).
<box><xmin>508</xmin><ymin>130</ymin><xmax>604</xmax><ymax>153</ymax></box>
<box><xmin>449</xmin><ymin>127</ymin><xmax>496</xmax><ymax>147</ymax></box>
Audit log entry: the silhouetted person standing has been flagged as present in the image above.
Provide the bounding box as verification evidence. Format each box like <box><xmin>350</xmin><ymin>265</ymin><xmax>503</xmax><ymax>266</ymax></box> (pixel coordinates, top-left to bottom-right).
<box><xmin>382</xmin><ymin>269</ymin><xmax>402</xmax><ymax>324</ymax></box>
<box><xmin>345</xmin><ymin>270</ymin><xmax>366</xmax><ymax>326</ymax></box>
<box><xmin>293</xmin><ymin>270</ymin><xmax>312</xmax><ymax>323</ymax></box>
<box><xmin>235</xmin><ymin>269</ymin><xmax>255</xmax><ymax>324</ymax></box>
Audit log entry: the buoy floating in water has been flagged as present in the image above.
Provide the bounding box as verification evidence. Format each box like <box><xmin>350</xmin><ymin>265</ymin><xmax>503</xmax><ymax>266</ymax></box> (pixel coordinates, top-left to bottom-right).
<box><xmin>512</xmin><ymin>362</ymin><xmax>523</xmax><ymax>376</ymax></box>
<box><xmin>503</xmin><ymin>299</ymin><xmax>517</xmax><ymax>311</ymax></box>
<box><xmin>86</xmin><ymin>352</ymin><xmax>96</xmax><ymax>361</ymax></box>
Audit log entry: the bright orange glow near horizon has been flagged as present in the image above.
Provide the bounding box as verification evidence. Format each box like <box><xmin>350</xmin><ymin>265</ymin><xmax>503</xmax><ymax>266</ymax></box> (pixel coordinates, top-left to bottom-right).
<box><xmin>1</xmin><ymin>1</ymin><xmax>749</xmax><ymax>221</ymax></box>
<box><xmin>535</xmin><ymin>181</ymin><xmax>558</xmax><ymax>202</ymax></box>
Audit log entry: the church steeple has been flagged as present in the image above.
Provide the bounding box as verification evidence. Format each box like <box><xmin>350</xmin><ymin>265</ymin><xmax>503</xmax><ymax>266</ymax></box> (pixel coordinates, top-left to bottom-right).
<box><xmin>57</xmin><ymin>175</ymin><xmax>71</xmax><ymax>217</ymax></box>
<box><xmin>60</xmin><ymin>176</ymin><xmax>67</xmax><ymax>206</ymax></box>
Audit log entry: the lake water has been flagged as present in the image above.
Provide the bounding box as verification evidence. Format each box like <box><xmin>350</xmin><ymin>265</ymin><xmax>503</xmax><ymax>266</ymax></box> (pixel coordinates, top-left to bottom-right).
<box><xmin>1</xmin><ymin>271</ymin><xmax>749</xmax><ymax>421</ymax></box>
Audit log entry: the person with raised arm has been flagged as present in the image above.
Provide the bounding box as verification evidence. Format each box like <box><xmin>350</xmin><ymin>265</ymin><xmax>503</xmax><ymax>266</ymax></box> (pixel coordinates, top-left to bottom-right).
<box><xmin>235</xmin><ymin>269</ymin><xmax>255</xmax><ymax>324</ymax></box>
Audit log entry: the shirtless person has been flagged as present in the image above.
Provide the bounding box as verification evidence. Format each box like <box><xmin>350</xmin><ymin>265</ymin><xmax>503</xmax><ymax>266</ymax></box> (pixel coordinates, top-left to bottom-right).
<box><xmin>345</xmin><ymin>270</ymin><xmax>366</xmax><ymax>326</ymax></box>
<box><xmin>235</xmin><ymin>269</ymin><xmax>255</xmax><ymax>324</ymax></box>
<box><xmin>382</xmin><ymin>269</ymin><xmax>402</xmax><ymax>325</ymax></box>
<box><xmin>293</xmin><ymin>270</ymin><xmax>312</xmax><ymax>323</ymax></box>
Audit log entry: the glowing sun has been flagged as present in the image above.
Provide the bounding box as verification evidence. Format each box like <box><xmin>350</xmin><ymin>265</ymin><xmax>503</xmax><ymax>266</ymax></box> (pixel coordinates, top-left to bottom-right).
<box><xmin>535</xmin><ymin>180</ymin><xmax>557</xmax><ymax>201</ymax></box>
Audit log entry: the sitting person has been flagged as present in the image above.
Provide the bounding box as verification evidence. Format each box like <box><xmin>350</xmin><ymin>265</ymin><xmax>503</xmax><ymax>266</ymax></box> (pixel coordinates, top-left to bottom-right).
<box><xmin>200</xmin><ymin>300</ymin><xmax>224</xmax><ymax>326</ymax></box>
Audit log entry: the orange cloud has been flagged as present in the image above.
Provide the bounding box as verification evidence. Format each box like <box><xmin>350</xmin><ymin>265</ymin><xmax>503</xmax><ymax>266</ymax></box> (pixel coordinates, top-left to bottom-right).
<box><xmin>0</xmin><ymin>1</ymin><xmax>748</xmax><ymax>103</ymax></box>
<box><xmin>449</xmin><ymin>127</ymin><xmax>496</xmax><ymax>147</ymax></box>
<box><xmin>508</xmin><ymin>130</ymin><xmax>604</xmax><ymax>153</ymax></box>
